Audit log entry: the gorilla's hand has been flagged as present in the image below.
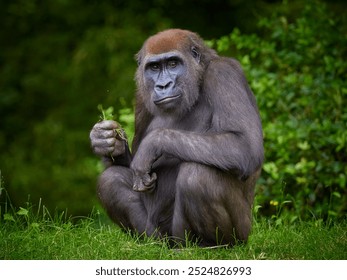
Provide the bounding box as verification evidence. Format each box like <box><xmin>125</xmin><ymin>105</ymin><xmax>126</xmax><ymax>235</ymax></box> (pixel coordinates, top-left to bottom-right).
<box><xmin>130</xmin><ymin>130</ymin><xmax>162</xmax><ymax>192</ymax></box>
<box><xmin>90</xmin><ymin>120</ymin><xmax>127</xmax><ymax>158</ymax></box>
<box><xmin>132</xmin><ymin>171</ymin><xmax>157</xmax><ymax>192</ymax></box>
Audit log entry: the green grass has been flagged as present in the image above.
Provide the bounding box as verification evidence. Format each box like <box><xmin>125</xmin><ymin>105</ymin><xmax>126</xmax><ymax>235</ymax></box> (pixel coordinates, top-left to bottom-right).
<box><xmin>1</xmin><ymin>207</ymin><xmax>346</xmax><ymax>260</ymax></box>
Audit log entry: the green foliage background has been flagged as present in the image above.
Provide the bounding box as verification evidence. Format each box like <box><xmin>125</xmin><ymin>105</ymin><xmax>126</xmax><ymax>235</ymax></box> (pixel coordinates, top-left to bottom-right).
<box><xmin>1</xmin><ymin>0</ymin><xmax>346</xmax><ymax>220</ymax></box>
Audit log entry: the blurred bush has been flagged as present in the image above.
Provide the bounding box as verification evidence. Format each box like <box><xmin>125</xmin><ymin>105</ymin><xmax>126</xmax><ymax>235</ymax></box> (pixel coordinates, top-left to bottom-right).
<box><xmin>212</xmin><ymin>2</ymin><xmax>347</xmax><ymax>220</ymax></box>
<box><xmin>0</xmin><ymin>0</ymin><xmax>168</xmax><ymax>215</ymax></box>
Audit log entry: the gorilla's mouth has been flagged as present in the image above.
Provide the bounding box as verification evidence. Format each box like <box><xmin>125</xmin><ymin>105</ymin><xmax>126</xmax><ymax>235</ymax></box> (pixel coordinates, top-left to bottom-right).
<box><xmin>154</xmin><ymin>94</ymin><xmax>181</xmax><ymax>105</ymax></box>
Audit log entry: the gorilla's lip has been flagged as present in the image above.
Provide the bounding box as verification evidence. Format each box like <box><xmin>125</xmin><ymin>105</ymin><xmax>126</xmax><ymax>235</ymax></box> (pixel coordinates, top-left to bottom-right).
<box><xmin>154</xmin><ymin>94</ymin><xmax>181</xmax><ymax>105</ymax></box>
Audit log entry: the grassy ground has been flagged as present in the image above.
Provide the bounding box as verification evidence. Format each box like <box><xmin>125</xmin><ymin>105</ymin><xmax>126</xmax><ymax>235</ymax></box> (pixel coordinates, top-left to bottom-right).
<box><xmin>1</xmin><ymin>208</ymin><xmax>346</xmax><ymax>260</ymax></box>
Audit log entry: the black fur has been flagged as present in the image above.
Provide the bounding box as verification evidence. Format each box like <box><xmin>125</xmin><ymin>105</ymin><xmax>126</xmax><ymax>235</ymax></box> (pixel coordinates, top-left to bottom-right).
<box><xmin>90</xmin><ymin>29</ymin><xmax>264</xmax><ymax>246</ymax></box>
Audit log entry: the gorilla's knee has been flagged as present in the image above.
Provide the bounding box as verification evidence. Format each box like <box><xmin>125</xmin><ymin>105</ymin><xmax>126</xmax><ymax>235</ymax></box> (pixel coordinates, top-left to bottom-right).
<box><xmin>176</xmin><ymin>163</ymin><xmax>210</xmax><ymax>196</ymax></box>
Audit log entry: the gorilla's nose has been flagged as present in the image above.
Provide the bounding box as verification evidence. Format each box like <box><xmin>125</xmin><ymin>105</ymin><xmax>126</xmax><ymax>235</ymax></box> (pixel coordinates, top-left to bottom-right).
<box><xmin>155</xmin><ymin>80</ymin><xmax>173</xmax><ymax>92</ymax></box>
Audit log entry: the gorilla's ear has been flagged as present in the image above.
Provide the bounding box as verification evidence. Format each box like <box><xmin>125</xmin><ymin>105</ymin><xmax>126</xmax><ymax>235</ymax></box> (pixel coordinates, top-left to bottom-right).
<box><xmin>191</xmin><ymin>46</ymin><xmax>201</xmax><ymax>63</ymax></box>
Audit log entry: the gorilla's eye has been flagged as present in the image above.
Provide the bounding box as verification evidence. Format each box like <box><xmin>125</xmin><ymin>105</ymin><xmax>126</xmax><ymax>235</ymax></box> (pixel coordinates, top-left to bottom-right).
<box><xmin>149</xmin><ymin>63</ymin><xmax>160</xmax><ymax>71</ymax></box>
<box><xmin>167</xmin><ymin>60</ymin><xmax>178</xmax><ymax>68</ymax></box>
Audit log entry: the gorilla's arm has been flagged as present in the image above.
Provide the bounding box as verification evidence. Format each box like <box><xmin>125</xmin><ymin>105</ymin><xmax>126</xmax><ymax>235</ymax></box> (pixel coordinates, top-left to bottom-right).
<box><xmin>131</xmin><ymin>129</ymin><xmax>262</xmax><ymax>182</ymax></box>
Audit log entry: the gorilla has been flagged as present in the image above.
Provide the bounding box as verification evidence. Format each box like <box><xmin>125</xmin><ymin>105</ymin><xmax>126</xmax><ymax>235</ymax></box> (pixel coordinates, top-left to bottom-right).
<box><xmin>90</xmin><ymin>29</ymin><xmax>264</xmax><ymax>246</ymax></box>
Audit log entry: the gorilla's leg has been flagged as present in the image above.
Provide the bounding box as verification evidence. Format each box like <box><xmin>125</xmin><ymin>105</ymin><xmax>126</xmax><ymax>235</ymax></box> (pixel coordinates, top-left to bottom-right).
<box><xmin>172</xmin><ymin>163</ymin><xmax>254</xmax><ymax>246</ymax></box>
<box><xmin>98</xmin><ymin>166</ymin><xmax>147</xmax><ymax>233</ymax></box>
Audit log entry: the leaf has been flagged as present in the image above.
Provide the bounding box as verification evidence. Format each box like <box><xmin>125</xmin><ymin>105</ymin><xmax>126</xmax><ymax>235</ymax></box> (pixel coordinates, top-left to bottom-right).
<box><xmin>281</xmin><ymin>200</ymin><xmax>292</xmax><ymax>205</ymax></box>
<box><xmin>253</xmin><ymin>205</ymin><xmax>262</xmax><ymax>214</ymax></box>
<box><xmin>275</xmin><ymin>218</ymin><xmax>283</xmax><ymax>226</ymax></box>
<box><xmin>31</xmin><ymin>222</ymin><xmax>40</xmax><ymax>229</ymax></box>
<box><xmin>332</xmin><ymin>192</ymin><xmax>341</xmax><ymax>198</ymax></box>
<box><xmin>4</xmin><ymin>213</ymin><xmax>15</xmax><ymax>222</ymax></box>
<box><xmin>114</xmin><ymin>128</ymin><xmax>127</xmax><ymax>142</ymax></box>
<box><xmin>297</xmin><ymin>141</ymin><xmax>310</xmax><ymax>150</ymax></box>
<box><xmin>97</xmin><ymin>104</ymin><xmax>114</xmax><ymax>121</ymax></box>
<box><xmin>17</xmin><ymin>207</ymin><xmax>29</xmax><ymax>216</ymax></box>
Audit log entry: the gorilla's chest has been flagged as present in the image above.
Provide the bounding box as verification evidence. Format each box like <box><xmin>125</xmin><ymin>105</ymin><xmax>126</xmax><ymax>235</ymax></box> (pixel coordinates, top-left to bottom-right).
<box><xmin>147</xmin><ymin>100</ymin><xmax>213</xmax><ymax>133</ymax></box>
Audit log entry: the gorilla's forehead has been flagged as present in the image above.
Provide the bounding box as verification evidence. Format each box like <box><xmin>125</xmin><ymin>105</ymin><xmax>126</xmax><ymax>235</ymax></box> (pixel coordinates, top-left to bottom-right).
<box><xmin>144</xmin><ymin>29</ymin><xmax>191</xmax><ymax>54</ymax></box>
<box><xmin>144</xmin><ymin>51</ymin><xmax>183</xmax><ymax>64</ymax></box>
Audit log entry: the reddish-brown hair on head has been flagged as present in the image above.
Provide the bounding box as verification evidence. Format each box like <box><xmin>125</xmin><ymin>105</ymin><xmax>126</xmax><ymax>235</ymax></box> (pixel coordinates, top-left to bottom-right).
<box><xmin>136</xmin><ymin>29</ymin><xmax>217</xmax><ymax>68</ymax></box>
<box><xmin>144</xmin><ymin>29</ymin><xmax>198</xmax><ymax>55</ymax></box>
